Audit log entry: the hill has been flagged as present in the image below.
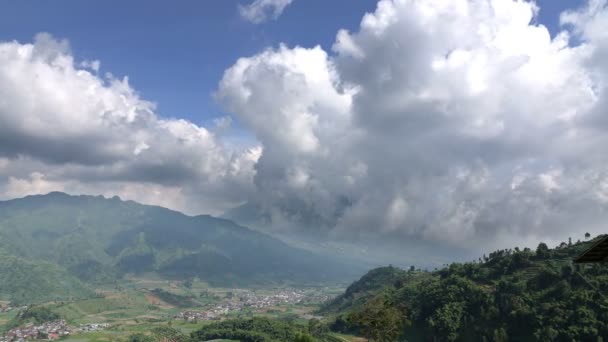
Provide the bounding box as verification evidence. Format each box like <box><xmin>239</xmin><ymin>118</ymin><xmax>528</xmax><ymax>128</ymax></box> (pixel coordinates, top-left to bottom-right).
<box><xmin>0</xmin><ymin>249</ymin><xmax>92</xmax><ymax>305</ymax></box>
<box><xmin>0</xmin><ymin>192</ymin><xmax>361</xmax><ymax>303</ymax></box>
<box><xmin>323</xmin><ymin>236</ymin><xmax>608</xmax><ymax>341</ymax></box>
<box><xmin>319</xmin><ymin>266</ymin><xmax>411</xmax><ymax>314</ymax></box>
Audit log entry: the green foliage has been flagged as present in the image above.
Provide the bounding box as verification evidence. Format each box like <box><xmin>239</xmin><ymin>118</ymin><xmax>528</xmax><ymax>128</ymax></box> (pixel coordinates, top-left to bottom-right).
<box><xmin>294</xmin><ymin>333</ymin><xmax>319</xmax><ymax>342</ymax></box>
<box><xmin>0</xmin><ymin>249</ymin><xmax>92</xmax><ymax>305</ymax></box>
<box><xmin>190</xmin><ymin>317</ymin><xmax>312</xmax><ymax>342</ymax></box>
<box><xmin>320</xmin><ymin>265</ymin><xmax>410</xmax><ymax>314</ymax></box>
<box><xmin>127</xmin><ymin>326</ymin><xmax>190</xmax><ymax>342</ymax></box>
<box><xmin>328</xmin><ymin>236</ymin><xmax>608</xmax><ymax>341</ymax></box>
<box><xmin>150</xmin><ymin>289</ymin><xmax>199</xmax><ymax>308</ymax></box>
<box><xmin>535</xmin><ymin>242</ymin><xmax>550</xmax><ymax>259</ymax></box>
<box><xmin>348</xmin><ymin>294</ymin><xmax>405</xmax><ymax>341</ymax></box>
<box><xmin>127</xmin><ymin>333</ymin><xmax>156</xmax><ymax>342</ymax></box>
<box><xmin>308</xmin><ymin>318</ymin><xmax>329</xmax><ymax>337</ymax></box>
<box><xmin>151</xmin><ymin>326</ymin><xmax>190</xmax><ymax>341</ymax></box>
<box><xmin>19</xmin><ymin>306</ymin><xmax>60</xmax><ymax>323</ymax></box>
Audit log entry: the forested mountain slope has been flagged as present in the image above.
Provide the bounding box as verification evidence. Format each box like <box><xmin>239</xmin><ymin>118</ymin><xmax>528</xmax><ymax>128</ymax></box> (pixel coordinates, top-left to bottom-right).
<box><xmin>0</xmin><ymin>192</ymin><xmax>361</xmax><ymax>303</ymax></box>
<box><xmin>0</xmin><ymin>249</ymin><xmax>92</xmax><ymax>305</ymax></box>
<box><xmin>325</xmin><ymin>236</ymin><xmax>608</xmax><ymax>341</ymax></box>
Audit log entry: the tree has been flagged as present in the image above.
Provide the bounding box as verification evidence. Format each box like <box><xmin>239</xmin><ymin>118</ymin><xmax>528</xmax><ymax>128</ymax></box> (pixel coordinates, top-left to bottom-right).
<box><xmin>585</xmin><ymin>232</ymin><xmax>591</xmax><ymax>240</ymax></box>
<box><xmin>428</xmin><ymin>301</ymin><xmax>465</xmax><ymax>341</ymax></box>
<box><xmin>536</xmin><ymin>242</ymin><xmax>550</xmax><ymax>259</ymax></box>
<box><xmin>294</xmin><ymin>333</ymin><xmax>317</xmax><ymax>342</ymax></box>
<box><xmin>127</xmin><ymin>333</ymin><xmax>155</xmax><ymax>342</ymax></box>
<box><xmin>308</xmin><ymin>318</ymin><xmax>328</xmax><ymax>337</ymax></box>
<box><xmin>348</xmin><ymin>295</ymin><xmax>404</xmax><ymax>342</ymax></box>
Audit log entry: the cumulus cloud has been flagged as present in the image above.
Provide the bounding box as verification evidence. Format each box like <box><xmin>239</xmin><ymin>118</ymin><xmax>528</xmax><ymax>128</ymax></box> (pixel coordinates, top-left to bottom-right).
<box><xmin>0</xmin><ymin>33</ymin><xmax>259</xmax><ymax>215</ymax></box>
<box><xmin>219</xmin><ymin>0</ymin><xmax>608</xmax><ymax>254</ymax></box>
<box><xmin>238</xmin><ymin>0</ymin><xmax>293</xmax><ymax>24</ymax></box>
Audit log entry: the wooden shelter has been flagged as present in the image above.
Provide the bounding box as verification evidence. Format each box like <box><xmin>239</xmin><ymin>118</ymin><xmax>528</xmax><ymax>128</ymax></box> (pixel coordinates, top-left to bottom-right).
<box><xmin>574</xmin><ymin>235</ymin><xmax>608</xmax><ymax>263</ymax></box>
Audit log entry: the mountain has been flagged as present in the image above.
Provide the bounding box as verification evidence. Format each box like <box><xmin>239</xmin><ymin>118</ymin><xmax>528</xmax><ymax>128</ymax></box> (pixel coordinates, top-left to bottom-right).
<box><xmin>0</xmin><ymin>192</ymin><xmax>362</xmax><ymax>303</ymax></box>
<box><xmin>323</xmin><ymin>236</ymin><xmax>608</xmax><ymax>341</ymax></box>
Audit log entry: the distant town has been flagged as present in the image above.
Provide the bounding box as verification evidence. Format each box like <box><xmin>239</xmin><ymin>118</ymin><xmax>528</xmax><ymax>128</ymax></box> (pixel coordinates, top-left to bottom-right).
<box><xmin>0</xmin><ymin>321</ymin><xmax>108</xmax><ymax>342</ymax></box>
<box><xmin>175</xmin><ymin>288</ymin><xmax>331</xmax><ymax>322</ymax></box>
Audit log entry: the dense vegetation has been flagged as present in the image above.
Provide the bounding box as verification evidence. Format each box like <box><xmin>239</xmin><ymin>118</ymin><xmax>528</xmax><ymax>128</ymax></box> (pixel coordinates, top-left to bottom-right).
<box><xmin>149</xmin><ymin>288</ymin><xmax>200</xmax><ymax>308</ymax></box>
<box><xmin>0</xmin><ymin>249</ymin><xmax>92</xmax><ymax>305</ymax></box>
<box><xmin>191</xmin><ymin>317</ymin><xmax>313</xmax><ymax>341</ymax></box>
<box><xmin>324</xmin><ymin>235</ymin><xmax>608</xmax><ymax>341</ymax></box>
<box><xmin>0</xmin><ymin>192</ymin><xmax>361</xmax><ymax>303</ymax></box>
<box><xmin>127</xmin><ymin>318</ymin><xmax>328</xmax><ymax>342</ymax></box>
<box><xmin>127</xmin><ymin>327</ymin><xmax>190</xmax><ymax>342</ymax></box>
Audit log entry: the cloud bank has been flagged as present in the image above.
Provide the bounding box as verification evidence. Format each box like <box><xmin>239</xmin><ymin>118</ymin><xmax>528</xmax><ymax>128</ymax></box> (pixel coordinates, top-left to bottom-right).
<box><xmin>3</xmin><ymin>0</ymin><xmax>608</xmax><ymax>258</ymax></box>
<box><xmin>220</xmin><ymin>0</ymin><xmax>608</xmax><ymax>251</ymax></box>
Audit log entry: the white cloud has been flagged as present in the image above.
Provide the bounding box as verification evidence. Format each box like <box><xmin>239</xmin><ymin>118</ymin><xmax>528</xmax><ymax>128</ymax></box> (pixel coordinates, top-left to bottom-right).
<box><xmin>238</xmin><ymin>0</ymin><xmax>293</xmax><ymax>24</ymax></box>
<box><xmin>0</xmin><ymin>33</ymin><xmax>259</xmax><ymax>216</ymax></box>
<box><xmin>219</xmin><ymin>0</ymin><xmax>608</xmax><ymax>254</ymax></box>
<box><xmin>217</xmin><ymin>44</ymin><xmax>352</xmax><ymax>155</ymax></box>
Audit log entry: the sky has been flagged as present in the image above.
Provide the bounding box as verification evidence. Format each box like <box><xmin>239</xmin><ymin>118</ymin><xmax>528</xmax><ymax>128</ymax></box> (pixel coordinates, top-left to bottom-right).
<box><xmin>0</xmin><ymin>0</ymin><xmax>606</xmax><ymax>263</ymax></box>
<box><xmin>0</xmin><ymin>0</ymin><xmax>379</xmax><ymax>128</ymax></box>
<box><xmin>0</xmin><ymin>0</ymin><xmax>580</xmax><ymax>126</ymax></box>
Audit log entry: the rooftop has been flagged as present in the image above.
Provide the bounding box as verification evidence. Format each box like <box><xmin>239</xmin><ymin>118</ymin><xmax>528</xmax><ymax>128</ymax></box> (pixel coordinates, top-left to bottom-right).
<box><xmin>575</xmin><ymin>236</ymin><xmax>608</xmax><ymax>263</ymax></box>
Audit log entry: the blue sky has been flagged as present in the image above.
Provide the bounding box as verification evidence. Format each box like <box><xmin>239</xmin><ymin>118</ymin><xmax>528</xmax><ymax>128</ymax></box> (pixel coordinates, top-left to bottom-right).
<box><xmin>0</xmin><ymin>0</ymin><xmax>377</xmax><ymax>127</ymax></box>
<box><xmin>0</xmin><ymin>0</ymin><xmax>584</xmax><ymax>127</ymax></box>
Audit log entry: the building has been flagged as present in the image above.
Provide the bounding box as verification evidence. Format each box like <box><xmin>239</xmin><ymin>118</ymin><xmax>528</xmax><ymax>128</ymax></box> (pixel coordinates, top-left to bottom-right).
<box><xmin>575</xmin><ymin>235</ymin><xmax>608</xmax><ymax>263</ymax></box>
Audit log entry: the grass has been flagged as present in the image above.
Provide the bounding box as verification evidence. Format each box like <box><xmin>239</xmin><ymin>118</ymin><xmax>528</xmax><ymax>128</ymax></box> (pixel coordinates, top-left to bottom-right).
<box><xmin>49</xmin><ymin>291</ymin><xmax>156</xmax><ymax>325</ymax></box>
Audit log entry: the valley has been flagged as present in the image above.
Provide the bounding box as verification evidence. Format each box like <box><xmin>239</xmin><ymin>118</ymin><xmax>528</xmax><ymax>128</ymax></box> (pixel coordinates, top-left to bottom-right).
<box><xmin>0</xmin><ymin>193</ymin><xmax>363</xmax><ymax>305</ymax></box>
<box><xmin>0</xmin><ymin>193</ymin><xmax>363</xmax><ymax>341</ymax></box>
<box><xmin>0</xmin><ymin>279</ymin><xmax>346</xmax><ymax>341</ymax></box>
<box><xmin>1</xmin><ymin>193</ymin><xmax>607</xmax><ymax>341</ymax></box>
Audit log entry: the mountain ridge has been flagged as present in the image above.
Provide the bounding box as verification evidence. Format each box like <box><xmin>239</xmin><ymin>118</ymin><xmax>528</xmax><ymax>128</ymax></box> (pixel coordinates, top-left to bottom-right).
<box><xmin>0</xmin><ymin>192</ymin><xmax>363</xmax><ymax>304</ymax></box>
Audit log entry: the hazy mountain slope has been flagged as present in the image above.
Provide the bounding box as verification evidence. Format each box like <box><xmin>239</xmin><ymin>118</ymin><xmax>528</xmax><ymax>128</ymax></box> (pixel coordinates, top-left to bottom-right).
<box><xmin>0</xmin><ymin>192</ymin><xmax>362</xmax><ymax>290</ymax></box>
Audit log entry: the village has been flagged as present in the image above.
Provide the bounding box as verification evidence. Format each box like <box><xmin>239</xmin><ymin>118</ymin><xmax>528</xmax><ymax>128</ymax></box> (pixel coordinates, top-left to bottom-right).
<box><xmin>0</xmin><ymin>321</ymin><xmax>109</xmax><ymax>342</ymax></box>
<box><xmin>0</xmin><ymin>288</ymin><xmax>336</xmax><ymax>340</ymax></box>
<box><xmin>0</xmin><ymin>320</ymin><xmax>70</xmax><ymax>342</ymax></box>
<box><xmin>175</xmin><ymin>288</ymin><xmax>330</xmax><ymax>322</ymax></box>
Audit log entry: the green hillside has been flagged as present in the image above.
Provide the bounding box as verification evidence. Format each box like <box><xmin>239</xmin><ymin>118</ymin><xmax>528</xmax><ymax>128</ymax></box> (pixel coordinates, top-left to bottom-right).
<box><xmin>320</xmin><ymin>266</ymin><xmax>412</xmax><ymax>314</ymax></box>
<box><xmin>324</xmin><ymin>236</ymin><xmax>608</xmax><ymax>341</ymax></box>
<box><xmin>0</xmin><ymin>249</ymin><xmax>92</xmax><ymax>305</ymax></box>
<box><xmin>0</xmin><ymin>192</ymin><xmax>361</xmax><ymax>303</ymax></box>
